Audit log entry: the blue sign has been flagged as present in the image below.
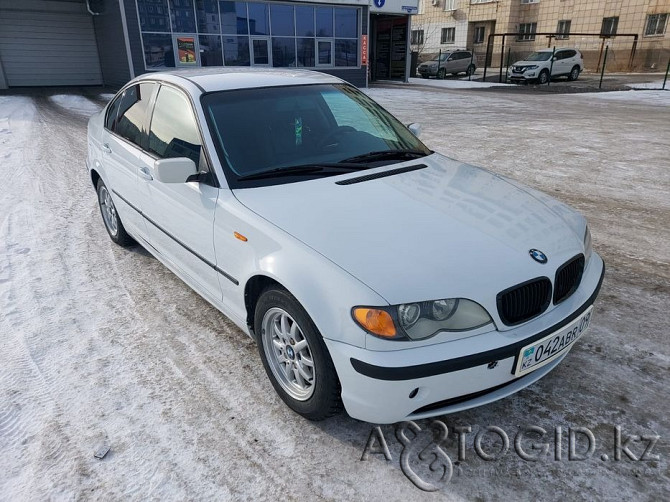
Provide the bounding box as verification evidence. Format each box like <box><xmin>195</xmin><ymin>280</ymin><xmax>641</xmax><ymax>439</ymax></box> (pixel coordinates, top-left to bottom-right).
<box><xmin>374</xmin><ymin>0</ymin><xmax>385</xmax><ymax>8</ymax></box>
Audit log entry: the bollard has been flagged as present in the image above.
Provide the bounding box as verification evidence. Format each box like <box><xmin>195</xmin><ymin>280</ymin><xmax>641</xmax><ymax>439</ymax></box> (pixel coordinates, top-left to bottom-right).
<box><xmin>436</xmin><ymin>50</ymin><xmax>442</xmax><ymax>79</ymax></box>
<box><xmin>505</xmin><ymin>47</ymin><xmax>511</xmax><ymax>84</ymax></box>
<box><xmin>663</xmin><ymin>58</ymin><xmax>669</xmax><ymax>90</ymax></box>
<box><xmin>547</xmin><ymin>46</ymin><xmax>556</xmax><ymax>86</ymax></box>
<box><xmin>469</xmin><ymin>51</ymin><xmax>475</xmax><ymax>81</ymax></box>
<box><xmin>599</xmin><ymin>45</ymin><xmax>609</xmax><ymax>89</ymax></box>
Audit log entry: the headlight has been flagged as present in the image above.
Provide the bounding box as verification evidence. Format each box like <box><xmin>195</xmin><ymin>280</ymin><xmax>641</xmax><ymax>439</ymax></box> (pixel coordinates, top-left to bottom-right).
<box><xmin>352</xmin><ymin>299</ymin><xmax>492</xmax><ymax>341</ymax></box>
<box><xmin>527</xmin><ymin>65</ymin><xmax>539</xmax><ymax>70</ymax></box>
<box><xmin>584</xmin><ymin>225</ymin><xmax>592</xmax><ymax>263</ymax></box>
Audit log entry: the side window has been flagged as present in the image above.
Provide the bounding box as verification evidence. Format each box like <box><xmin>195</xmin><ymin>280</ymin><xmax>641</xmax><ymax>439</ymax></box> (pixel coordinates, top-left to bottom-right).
<box><xmin>554</xmin><ymin>51</ymin><xmax>566</xmax><ymax>60</ymax></box>
<box><xmin>564</xmin><ymin>50</ymin><xmax>576</xmax><ymax>59</ymax></box>
<box><xmin>105</xmin><ymin>94</ymin><xmax>122</xmax><ymax>130</ymax></box>
<box><xmin>149</xmin><ymin>86</ymin><xmax>204</xmax><ymax>169</ymax></box>
<box><xmin>115</xmin><ymin>83</ymin><xmax>155</xmax><ymax>148</ymax></box>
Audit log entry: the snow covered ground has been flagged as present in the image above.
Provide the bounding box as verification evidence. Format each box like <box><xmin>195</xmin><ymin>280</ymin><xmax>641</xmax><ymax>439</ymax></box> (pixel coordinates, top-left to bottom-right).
<box><xmin>1</xmin><ymin>86</ymin><xmax>668</xmax><ymax>501</ymax></box>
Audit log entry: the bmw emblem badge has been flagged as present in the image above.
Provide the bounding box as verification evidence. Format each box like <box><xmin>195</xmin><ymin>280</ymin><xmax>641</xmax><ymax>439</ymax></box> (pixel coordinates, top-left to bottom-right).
<box><xmin>529</xmin><ymin>249</ymin><xmax>548</xmax><ymax>264</ymax></box>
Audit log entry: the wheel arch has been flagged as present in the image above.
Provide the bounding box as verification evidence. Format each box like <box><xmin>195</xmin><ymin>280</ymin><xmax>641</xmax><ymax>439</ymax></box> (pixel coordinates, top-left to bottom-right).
<box><xmin>90</xmin><ymin>168</ymin><xmax>101</xmax><ymax>190</ymax></box>
<box><xmin>244</xmin><ymin>274</ymin><xmax>286</xmax><ymax>338</ymax></box>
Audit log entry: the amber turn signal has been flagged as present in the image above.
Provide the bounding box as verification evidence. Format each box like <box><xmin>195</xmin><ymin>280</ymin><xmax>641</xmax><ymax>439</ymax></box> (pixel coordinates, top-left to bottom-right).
<box><xmin>353</xmin><ymin>308</ymin><xmax>397</xmax><ymax>338</ymax></box>
<box><xmin>234</xmin><ymin>231</ymin><xmax>248</xmax><ymax>242</ymax></box>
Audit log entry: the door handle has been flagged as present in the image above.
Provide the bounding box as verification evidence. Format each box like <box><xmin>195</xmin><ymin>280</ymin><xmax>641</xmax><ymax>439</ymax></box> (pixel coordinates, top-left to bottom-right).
<box><xmin>138</xmin><ymin>166</ymin><xmax>153</xmax><ymax>181</ymax></box>
<box><xmin>102</xmin><ymin>143</ymin><xmax>112</xmax><ymax>154</ymax></box>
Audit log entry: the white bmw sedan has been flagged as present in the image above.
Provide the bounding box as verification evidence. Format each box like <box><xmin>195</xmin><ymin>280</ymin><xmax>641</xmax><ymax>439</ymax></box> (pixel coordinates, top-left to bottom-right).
<box><xmin>86</xmin><ymin>68</ymin><xmax>604</xmax><ymax>424</ymax></box>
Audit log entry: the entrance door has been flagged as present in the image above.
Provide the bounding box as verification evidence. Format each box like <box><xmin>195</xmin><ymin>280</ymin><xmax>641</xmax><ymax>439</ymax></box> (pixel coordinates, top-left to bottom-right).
<box><xmin>251</xmin><ymin>38</ymin><xmax>271</xmax><ymax>66</ymax></box>
<box><xmin>316</xmin><ymin>39</ymin><xmax>333</xmax><ymax>66</ymax></box>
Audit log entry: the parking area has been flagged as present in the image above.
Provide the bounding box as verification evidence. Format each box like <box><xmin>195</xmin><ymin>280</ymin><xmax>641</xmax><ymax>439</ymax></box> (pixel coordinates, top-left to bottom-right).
<box><xmin>0</xmin><ymin>85</ymin><xmax>668</xmax><ymax>500</ymax></box>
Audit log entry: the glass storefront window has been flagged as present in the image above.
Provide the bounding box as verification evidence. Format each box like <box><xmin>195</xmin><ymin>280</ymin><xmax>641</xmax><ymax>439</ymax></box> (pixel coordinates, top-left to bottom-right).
<box><xmin>296</xmin><ymin>38</ymin><xmax>315</xmax><ymax>67</ymax></box>
<box><xmin>334</xmin><ymin>8</ymin><xmax>357</xmax><ymax>38</ymax></box>
<box><xmin>272</xmin><ymin>37</ymin><xmax>296</xmax><ymax>67</ymax></box>
<box><xmin>248</xmin><ymin>2</ymin><xmax>269</xmax><ymax>35</ymax></box>
<box><xmin>169</xmin><ymin>0</ymin><xmax>197</xmax><ymax>33</ymax></box>
<box><xmin>137</xmin><ymin>0</ymin><xmax>170</xmax><ymax>32</ymax></box>
<box><xmin>196</xmin><ymin>0</ymin><xmax>219</xmax><ymax>34</ymax></box>
<box><xmin>296</xmin><ymin>6</ymin><xmax>315</xmax><ymax>37</ymax></box>
<box><xmin>335</xmin><ymin>39</ymin><xmax>357</xmax><ymax>67</ymax></box>
<box><xmin>199</xmin><ymin>35</ymin><xmax>223</xmax><ymax>65</ymax></box>
<box><xmin>315</xmin><ymin>7</ymin><xmax>333</xmax><ymax>37</ymax></box>
<box><xmin>142</xmin><ymin>33</ymin><xmax>175</xmax><ymax>68</ymax></box>
<box><xmin>220</xmin><ymin>1</ymin><xmax>248</xmax><ymax>35</ymax></box>
<box><xmin>223</xmin><ymin>36</ymin><xmax>250</xmax><ymax>65</ymax></box>
<box><xmin>270</xmin><ymin>4</ymin><xmax>294</xmax><ymax>37</ymax></box>
<box><xmin>137</xmin><ymin>1</ymin><xmax>359</xmax><ymax>70</ymax></box>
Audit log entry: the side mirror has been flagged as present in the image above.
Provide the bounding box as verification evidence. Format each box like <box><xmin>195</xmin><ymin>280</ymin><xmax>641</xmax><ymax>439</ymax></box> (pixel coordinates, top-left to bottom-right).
<box><xmin>408</xmin><ymin>123</ymin><xmax>422</xmax><ymax>138</ymax></box>
<box><xmin>153</xmin><ymin>157</ymin><xmax>197</xmax><ymax>183</ymax></box>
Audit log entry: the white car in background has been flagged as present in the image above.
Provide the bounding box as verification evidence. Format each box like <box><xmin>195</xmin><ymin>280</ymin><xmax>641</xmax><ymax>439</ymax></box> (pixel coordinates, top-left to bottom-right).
<box><xmin>86</xmin><ymin>68</ymin><xmax>604</xmax><ymax>424</ymax></box>
<box><xmin>508</xmin><ymin>48</ymin><xmax>584</xmax><ymax>84</ymax></box>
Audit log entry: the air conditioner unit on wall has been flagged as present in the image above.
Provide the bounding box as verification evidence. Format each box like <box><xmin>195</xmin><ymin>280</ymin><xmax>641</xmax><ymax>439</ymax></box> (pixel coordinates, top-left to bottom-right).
<box><xmin>432</xmin><ymin>0</ymin><xmax>440</xmax><ymax>6</ymax></box>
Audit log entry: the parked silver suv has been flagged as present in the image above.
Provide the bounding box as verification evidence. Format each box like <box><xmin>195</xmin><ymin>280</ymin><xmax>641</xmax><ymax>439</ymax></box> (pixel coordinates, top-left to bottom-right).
<box><xmin>417</xmin><ymin>50</ymin><xmax>477</xmax><ymax>79</ymax></box>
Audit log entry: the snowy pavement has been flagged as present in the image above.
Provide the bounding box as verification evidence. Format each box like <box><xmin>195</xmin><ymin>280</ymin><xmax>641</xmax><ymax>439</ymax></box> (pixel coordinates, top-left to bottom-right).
<box><xmin>1</xmin><ymin>86</ymin><xmax>669</xmax><ymax>501</ymax></box>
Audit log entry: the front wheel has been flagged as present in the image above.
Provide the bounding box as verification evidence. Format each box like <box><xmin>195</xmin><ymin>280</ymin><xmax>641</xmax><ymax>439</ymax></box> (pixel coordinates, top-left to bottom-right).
<box><xmin>568</xmin><ymin>66</ymin><xmax>580</xmax><ymax>81</ymax></box>
<box><xmin>538</xmin><ymin>70</ymin><xmax>550</xmax><ymax>85</ymax></box>
<box><xmin>96</xmin><ymin>179</ymin><xmax>134</xmax><ymax>247</ymax></box>
<box><xmin>437</xmin><ymin>68</ymin><xmax>446</xmax><ymax>79</ymax></box>
<box><xmin>255</xmin><ymin>287</ymin><xmax>342</xmax><ymax>420</ymax></box>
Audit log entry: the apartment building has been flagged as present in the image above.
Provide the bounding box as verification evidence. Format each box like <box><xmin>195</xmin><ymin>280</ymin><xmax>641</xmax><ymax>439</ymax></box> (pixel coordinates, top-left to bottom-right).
<box><xmin>411</xmin><ymin>0</ymin><xmax>670</xmax><ymax>71</ymax></box>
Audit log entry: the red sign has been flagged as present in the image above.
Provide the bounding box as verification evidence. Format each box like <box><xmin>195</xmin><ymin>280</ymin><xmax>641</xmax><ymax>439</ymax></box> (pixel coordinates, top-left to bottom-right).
<box><xmin>361</xmin><ymin>35</ymin><xmax>368</xmax><ymax>65</ymax></box>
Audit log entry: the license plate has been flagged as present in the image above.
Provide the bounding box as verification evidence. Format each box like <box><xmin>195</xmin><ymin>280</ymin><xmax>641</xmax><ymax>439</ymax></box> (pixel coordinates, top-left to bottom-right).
<box><xmin>514</xmin><ymin>306</ymin><xmax>593</xmax><ymax>376</ymax></box>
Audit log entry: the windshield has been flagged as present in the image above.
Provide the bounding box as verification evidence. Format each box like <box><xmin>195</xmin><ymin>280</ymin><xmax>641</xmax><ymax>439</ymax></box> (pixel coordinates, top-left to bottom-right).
<box><xmin>525</xmin><ymin>52</ymin><xmax>552</xmax><ymax>61</ymax></box>
<box><xmin>201</xmin><ymin>83</ymin><xmax>431</xmax><ymax>187</ymax></box>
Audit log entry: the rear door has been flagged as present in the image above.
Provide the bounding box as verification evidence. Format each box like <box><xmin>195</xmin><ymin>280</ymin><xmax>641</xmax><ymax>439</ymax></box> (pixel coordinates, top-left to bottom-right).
<box><xmin>137</xmin><ymin>84</ymin><xmax>222</xmax><ymax>299</ymax></box>
<box><xmin>101</xmin><ymin>83</ymin><xmax>156</xmax><ymax>239</ymax></box>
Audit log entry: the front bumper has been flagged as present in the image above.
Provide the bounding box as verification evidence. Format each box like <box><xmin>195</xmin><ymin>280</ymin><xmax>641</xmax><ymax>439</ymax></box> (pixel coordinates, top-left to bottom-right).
<box><xmin>418</xmin><ymin>67</ymin><xmax>438</xmax><ymax>77</ymax></box>
<box><xmin>326</xmin><ymin>253</ymin><xmax>605</xmax><ymax>424</ymax></box>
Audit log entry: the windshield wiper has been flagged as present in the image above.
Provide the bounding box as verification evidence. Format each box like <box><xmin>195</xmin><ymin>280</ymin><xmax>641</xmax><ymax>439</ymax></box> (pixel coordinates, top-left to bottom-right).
<box><xmin>339</xmin><ymin>149</ymin><xmax>430</xmax><ymax>164</ymax></box>
<box><xmin>236</xmin><ymin>162</ymin><xmax>370</xmax><ymax>181</ymax></box>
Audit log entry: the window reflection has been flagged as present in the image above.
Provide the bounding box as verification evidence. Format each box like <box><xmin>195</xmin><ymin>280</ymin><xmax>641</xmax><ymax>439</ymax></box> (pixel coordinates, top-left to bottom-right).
<box><xmin>137</xmin><ymin>1</ymin><xmax>359</xmax><ymax>69</ymax></box>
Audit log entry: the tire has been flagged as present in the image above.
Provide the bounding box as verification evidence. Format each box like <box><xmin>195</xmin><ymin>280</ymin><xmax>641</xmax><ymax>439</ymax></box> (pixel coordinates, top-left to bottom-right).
<box><xmin>437</xmin><ymin>68</ymin><xmax>446</xmax><ymax>79</ymax></box>
<box><xmin>568</xmin><ymin>65</ymin><xmax>580</xmax><ymax>81</ymax></box>
<box><xmin>96</xmin><ymin>179</ymin><xmax>134</xmax><ymax>247</ymax></box>
<box><xmin>466</xmin><ymin>65</ymin><xmax>476</xmax><ymax>76</ymax></box>
<box><xmin>255</xmin><ymin>287</ymin><xmax>342</xmax><ymax>420</ymax></box>
<box><xmin>538</xmin><ymin>70</ymin><xmax>550</xmax><ymax>85</ymax></box>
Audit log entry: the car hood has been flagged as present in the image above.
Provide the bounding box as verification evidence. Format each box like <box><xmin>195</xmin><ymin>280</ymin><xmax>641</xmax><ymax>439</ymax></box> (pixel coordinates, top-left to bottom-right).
<box><xmin>232</xmin><ymin>154</ymin><xmax>585</xmax><ymax>307</ymax></box>
<box><xmin>513</xmin><ymin>60</ymin><xmax>548</xmax><ymax>67</ymax></box>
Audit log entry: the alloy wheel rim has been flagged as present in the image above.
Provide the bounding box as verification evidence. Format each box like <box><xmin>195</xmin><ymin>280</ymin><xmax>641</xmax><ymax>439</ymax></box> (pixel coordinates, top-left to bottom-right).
<box><xmin>99</xmin><ymin>186</ymin><xmax>118</xmax><ymax>236</ymax></box>
<box><xmin>261</xmin><ymin>308</ymin><xmax>315</xmax><ymax>401</ymax></box>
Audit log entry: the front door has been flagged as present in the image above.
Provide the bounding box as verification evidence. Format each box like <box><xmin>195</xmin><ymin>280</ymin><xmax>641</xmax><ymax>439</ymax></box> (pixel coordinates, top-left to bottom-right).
<box><xmin>101</xmin><ymin>82</ymin><xmax>156</xmax><ymax>239</ymax></box>
<box><xmin>251</xmin><ymin>37</ymin><xmax>271</xmax><ymax>66</ymax></box>
<box><xmin>138</xmin><ymin>84</ymin><xmax>221</xmax><ymax>300</ymax></box>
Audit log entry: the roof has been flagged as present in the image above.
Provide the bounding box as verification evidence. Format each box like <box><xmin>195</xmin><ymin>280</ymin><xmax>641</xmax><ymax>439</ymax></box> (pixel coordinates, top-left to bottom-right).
<box><xmin>136</xmin><ymin>67</ymin><xmax>344</xmax><ymax>93</ymax></box>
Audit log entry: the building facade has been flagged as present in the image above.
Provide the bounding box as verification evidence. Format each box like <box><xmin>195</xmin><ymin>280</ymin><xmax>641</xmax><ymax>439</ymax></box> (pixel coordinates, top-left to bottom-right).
<box><xmin>0</xmin><ymin>0</ymin><xmax>420</xmax><ymax>90</ymax></box>
<box><xmin>411</xmin><ymin>0</ymin><xmax>670</xmax><ymax>71</ymax></box>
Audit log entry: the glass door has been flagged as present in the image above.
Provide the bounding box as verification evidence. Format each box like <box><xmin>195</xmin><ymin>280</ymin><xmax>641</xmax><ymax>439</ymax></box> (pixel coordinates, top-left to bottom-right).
<box><xmin>316</xmin><ymin>39</ymin><xmax>333</xmax><ymax>66</ymax></box>
<box><xmin>251</xmin><ymin>37</ymin><xmax>271</xmax><ymax>66</ymax></box>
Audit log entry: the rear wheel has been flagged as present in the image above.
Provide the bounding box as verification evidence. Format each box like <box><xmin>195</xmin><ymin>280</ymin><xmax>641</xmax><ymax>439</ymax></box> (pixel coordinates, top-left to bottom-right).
<box><xmin>466</xmin><ymin>64</ymin><xmax>476</xmax><ymax>76</ymax></box>
<box><xmin>568</xmin><ymin>65</ymin><xmax>580</xmax><ymax>81</ymax></box>
<box><xmin>538</xmin><ymin>70</ymin><xmax>550</xmax><ymax>85</ymax></box>
<box><xmin>96</xmin><ymin>179</ymin><xmax>134</xmax><ymax>247</ymax></box>
<box><xmin>255</xmin><ymin>287</ymin><xmax>342</xmax><ymax>420</ymax></box>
